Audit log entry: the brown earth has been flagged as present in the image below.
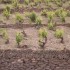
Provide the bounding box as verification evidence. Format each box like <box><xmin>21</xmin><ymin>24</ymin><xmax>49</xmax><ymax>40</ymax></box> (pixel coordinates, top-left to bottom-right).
<box><xmin>0</xmin><ymin>49</ymin><xmax>70</xmax><ymax>70</ymax></box>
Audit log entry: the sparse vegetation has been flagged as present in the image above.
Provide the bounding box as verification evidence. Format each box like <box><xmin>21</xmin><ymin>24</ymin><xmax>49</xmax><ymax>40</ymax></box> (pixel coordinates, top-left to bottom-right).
<box><xmin>44</xmin><ymin>0</ymin><xmax>51</xmax><ymax>5</ymax></box>
<box><xmin>0</xmin><ymin>29</ymin><xmax>9</xmax><ymax>44</ymax></box>
<box><xmin>16</xmin><ymin>32</ymin><xmax>23</xmax><ymax>47</ymax></box>
<box><xmin>3</xmin><ymin>7</ymin><xmax>10</xmax><ymax>19</ymax></box>
<box><xmin>55</xmin><ymin>29</ymin><xmax>64</xmax><ymax>43</ymax></box>
<box><xmin>55</xmin><ymin>0</ymin><xmax>62</xmax><ymax>7</ymax></box>
<box><xmin>24</xmin><ymin>0</ymin><xmax>29</xmax><ymax>5</ymax></box>
<box><xmin>55</xmin><ymin>9</ymin><xmax>67</xmax><ymax>22</ymax></box>
<box><xmin>12</xmin><ymin>0</ymin><xmax>19</xmax><ymax>8</ymax></box>
<box><xmin>48</xmin><ymin>22</ymin><xmax>55</xmax><ymax>30</ymax></box>
<box><xmin>0</xmin><ymin>0</ymin><xmax>70</xmax><ymax>50</ymax></box>
<box><xmin>5</xmin><ymin>5</ymin><xmax>11</xmax><ymax>12</ymax></box>
<box><xmin>41</xmin><ymin>9</ymin><xmax>47</xmax><ymax>16</ymax></box>
<box><xmin>15</xmin><ymin>13</ymin><xmax>24</xmax><ymax>23</ymax></box>
<box><xmin>47</xmin><ymin>11</ymin><xmax>55</xmax><ymax>23</ymax></box>
<box><xmin>29</xmin><ymin>11</ymin><xmax>37</xmax><ymax>22</ymax></box>
<box><xmin>2</xmin><ymin>30</ymin><xmax>9</xmax><ymax>44</ymax></box>
<box><xmin>0</xmin><ymin>1</ymin><xmax>70</xmax><ymax>69</ymax></box>
<box><xmin>38</xmin><ymin>28</ymin><xmax>48</xmax><ymax>48</ymax></box>
<box><xmin>36</xmin><ymin>17</ymin><xmax>42</xmax><ymax>27</ymax></box>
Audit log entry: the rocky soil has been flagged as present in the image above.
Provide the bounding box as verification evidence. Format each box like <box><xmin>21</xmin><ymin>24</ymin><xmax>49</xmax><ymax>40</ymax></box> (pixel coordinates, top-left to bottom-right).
<box><xmin>0</xmin><ymin>49</ymin><xmax>70</xmax><ymax>70</ymax></box>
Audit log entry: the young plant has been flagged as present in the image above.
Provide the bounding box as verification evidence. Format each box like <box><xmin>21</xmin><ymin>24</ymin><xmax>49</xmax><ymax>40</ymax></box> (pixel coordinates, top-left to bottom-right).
<box><xmin>15</xmin><ymin>13</ymin><xmax>24</xmax><ymax>23</ymax></box>
<box><xmin>55</xmin><ymin>29</ymin><xmax>64</xmax><ymax>43</ymax></box>
<box><xmin>3</xmin><ymin>9</ymin><xmax>10</xmax><ymax>19</ymax></box>
<box><xmin>67</xmin><ymin>10</ymin><xmax>70</xmax><ymax>17</ymax></box>
<box><xmin>47</xmin><ymin>11</ymin><xmax>55</xmax><ymax>23</ymax></box>
<box><xmin>16</xmin><ymin>32</ymin><xmax>23</xmax><ymax>47</ymax></box>
<box><xmin>2</xmin><ymin>30</ymin><xmax>9</xmax><ymax>44</ymax></box>
<box><xmin>35</xmin><ymin>17</ymin><xmax>42</xmax><ymax>28</ymax></box>
<box><xmin>60</xmin><ymin>11</ymin><xmax>67</xmax><ymax>22</ymax></box>
<box><xmin>30</xmin><ymin>2</ymin><xmax>35</xmax><ymax>7</ymax></box>
<box><xmin>29</xmin><ymin>11</ymin><xmax>37</xmax><ymax>22</ymax></box>
<box><xmin>0</xmin><ymin>29</ymin><xmax>9</xmax><ymax>44</ymax></box>
<box><xmin>12</xmin><ymin>0</ymin><xmax>19</xmax><ymax>9</ymax></box>
<box><xmin>24</xmin><ymin>0</ymin><xmax>29</xmax><ymax>5</ymax></box>
<box><xmin>55</xmin><ymin>0</ymin><xmax>62</xmax><ymax>7</ymax></box>
<box><xmin>24</xmin><ymin>12</ymin><xmax>30</xmax><ymax>18</ymax></box>
<box><xmin>5</xmin><ymin>5</ymin><xmax>11</xmax><ymax>12</ymax></box>
<box><xmin>38</xmin><ymin>28</ymin><xmax>48</xmax><ymax>48</ymax></box>
<box><xmin>55</xmin><ymin>9</ymin><xmax>62</xmax><ymax>17</ymax></box>
<box><xmin>44</xmin><ymin>0</ymin><xmax>51</xmax><ymax>5</ymax></box>
<box><xmin>48</xmin><ymin>22</ymin><xmax>55</xmax><ymax>30</ymax></box>
<box><xmin>55</xmin><ymin>9</ymin><xmax>67</xmax><ymax>22</ymax></box>
<box><xmin>41</xmin><ymin>9</ymin><xmax>47</xmax><ymax>16</ymax></box>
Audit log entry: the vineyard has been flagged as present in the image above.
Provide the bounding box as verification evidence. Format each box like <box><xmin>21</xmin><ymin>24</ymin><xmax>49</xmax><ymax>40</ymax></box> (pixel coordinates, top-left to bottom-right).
<box><xmin>0</xmin><ymin>0</ymin><xmax>70</xmax><ymax>70</ymax></box>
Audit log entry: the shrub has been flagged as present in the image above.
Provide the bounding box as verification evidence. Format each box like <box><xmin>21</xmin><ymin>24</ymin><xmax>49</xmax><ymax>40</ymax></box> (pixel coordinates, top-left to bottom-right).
<box><xmin>39</xmin><ymin>28</ymin><xmax>47</xmax><ymax>38</ymax></box>
<box><xmin>38</xmin><ymin>28</ymin><xmax>48</xmax><ymax>48</ymax></box>
<box><xmin>12</xmin><ymin>0</ymin><xmax>19</xmax><ymax>8</ymax></box>
<box><xmin>55</xmin><ymin>29</ymin><xmax>64</xmax><ymax>43</ymax></box>
<box><xmin>3</xmin><ymin>9</ymin><xmax>10</xmax><ymax>19</ymax></box>
<box><xmin>41</xmin><ymin>9</ymin><xmax>47</xmax><ymax>16</ymax></box>
<box><xmin>55</xmin><ymin>8</ymin><xmax>63</xmax><ymax>17</ymax></box>
<box><xmin>16</xmin><ymin>13</ymin><xmax>24</xmax><ymax>23</ymax></box>
<box><xmin>55</xmin><ymin>0</ymin><xmax>62</xmax><ymax>7</ymax></box>
<box><xmin>36</xmin><ymin>17</ymin><xmax>42</xmax><ymax>26</ymax></box>
<box><xmin>24</xmin><ymin>0</ymin><xmax>29</xmax><ymax>5</ymax></box>
<box><xmin>48</xmin><ymin>22</ymin><xmax>55</xmax><ymax>30</ymax></box>
<box><xmin>5</xmin><ymin>5</ymin><xmax>11</xmax><ymax>12</ymax></box>
<box><xmin>30</xmin><ymin>2</ymin><xmax>35</xmax><ymax>7</ymax></box>
<box><xmin>0</xmin><ymin>29</ymin><xmax>9</xmax><ymax>44</ymax></box>
<box><xmin>2</xmin><ymin>30</ymin><xmax>9</xmax><ymax>44</ymax></box>
<box><xmin>29</xmin><ymin>11</ymin><xmax>37</xmax><ymax>22</ymax></box>
<box><xmin>24</xmin><ymin>12</ymin><xmax>30</xmax><ymax>18</ymax></box>
<box><xmin>16</xmin><ymin>32</ymin><xmax>23</xmax><ymax>46</ymax></box>
<box><xmin>34</xmin><ymin>0</ymin><xmax>37</xmax><ymax>5</ymax></box>
<box><xmin>47</xmin><ymin>11</ymin><xmax>55</xmax><ymax>23</ymax></box>
<box><xmin>67</xmin><ymin>10</ymin><xmax>70</xmax><ymax>17</ymax></box>
<box><xmin>60</xmin><ymin>11</ymin><xmax>67</xmax><ymax>22</ymax></box>
<box><xmin>55</xmin><ymin>9</ymin><xmax>67</xmax><ymax>22</ymax></box>
<box><xmin>44</xmin><ymin>0</ymin><xmax>51</xmax><ymax>4</ymax></box>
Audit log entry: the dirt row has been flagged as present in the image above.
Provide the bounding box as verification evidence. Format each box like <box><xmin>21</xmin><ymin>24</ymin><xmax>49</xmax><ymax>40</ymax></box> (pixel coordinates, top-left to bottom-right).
<box><xmin>0</xmin><ymin>49</ymin><xmax>70</xmax><ymax>70</ymax></box>
<box><xmin>0</xmin><ymin>26</ymin><xmax>70</xmax><ymax>51</ymax></box>
<box><xmin>0</xmin><ymin>22</ymin><xmax>70</xmax><ymax>29</ymax></box>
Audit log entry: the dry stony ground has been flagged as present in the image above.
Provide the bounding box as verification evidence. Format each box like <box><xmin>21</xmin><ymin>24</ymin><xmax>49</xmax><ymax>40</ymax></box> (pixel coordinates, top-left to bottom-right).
<box><xmin>0</xmin><ymin>49</ymin><xmax>70</xmax><ymax>70</ymax></box>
